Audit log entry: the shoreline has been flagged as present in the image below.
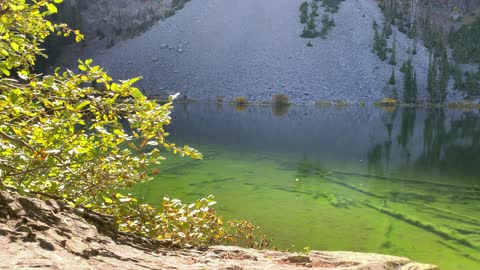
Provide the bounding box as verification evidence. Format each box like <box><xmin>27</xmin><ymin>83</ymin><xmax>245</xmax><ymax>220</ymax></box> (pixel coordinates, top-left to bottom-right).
<box><xmin>0</xmin><ymin>190</ymin><xmax>439</xmax><ymax>269</ymax></box>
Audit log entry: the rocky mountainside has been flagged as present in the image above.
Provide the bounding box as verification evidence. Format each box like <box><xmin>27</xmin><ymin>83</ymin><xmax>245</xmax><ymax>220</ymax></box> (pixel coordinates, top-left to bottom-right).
<box><xmin>49</xmin><ymin>0</ymin><xmax>175</xmax><ymax>70</ymax></box>
<box><xmin>53</xmin><ymin>0</ymin><xmax>479</xmax><ymax>103</ymax></box>
<box><xmin>0</xmin><ymin>190</ymin><xmax>439</xmax><ymax>269</ymax></box>
<box><xmin>88</xmin><ymin>0</ymin><xmax>435</xmax><ymax>104</ymax></box>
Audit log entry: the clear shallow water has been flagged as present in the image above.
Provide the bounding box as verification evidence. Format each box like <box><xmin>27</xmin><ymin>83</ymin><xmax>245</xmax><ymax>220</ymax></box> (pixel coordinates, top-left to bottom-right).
<box><xmin>132</xmin><ymin>103</ymin><xmax>480</xmax><ymax>270</ymax></box>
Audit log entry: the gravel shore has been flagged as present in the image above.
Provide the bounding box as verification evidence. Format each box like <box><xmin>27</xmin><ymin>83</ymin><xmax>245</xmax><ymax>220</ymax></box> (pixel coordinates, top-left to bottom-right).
<box><xmin>93</xmin><ymin>0</ymin><xmax>441</xmax><ymax>104</ymax></box>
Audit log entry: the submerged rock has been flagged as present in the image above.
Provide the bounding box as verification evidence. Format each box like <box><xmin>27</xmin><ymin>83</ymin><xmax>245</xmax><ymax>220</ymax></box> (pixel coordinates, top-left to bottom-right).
<box><xmin>0</xmin><ymin>191</ymin><xmax>439</xmax><ymax>269</ymax></box>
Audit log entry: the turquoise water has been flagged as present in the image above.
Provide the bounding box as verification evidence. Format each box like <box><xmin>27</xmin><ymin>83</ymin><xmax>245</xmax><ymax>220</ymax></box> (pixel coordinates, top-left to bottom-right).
<box><xmin>132</xmin><ymin>103</ymin><xmax>480</xmax><ymax>270</ymax></box>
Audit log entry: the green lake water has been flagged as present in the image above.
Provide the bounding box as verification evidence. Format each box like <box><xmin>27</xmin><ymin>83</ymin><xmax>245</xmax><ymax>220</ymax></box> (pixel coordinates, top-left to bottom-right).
<box><xmin>131</xmin><ymin>103</ymin><xmax>480</xmax><ymax>270</ymax></box>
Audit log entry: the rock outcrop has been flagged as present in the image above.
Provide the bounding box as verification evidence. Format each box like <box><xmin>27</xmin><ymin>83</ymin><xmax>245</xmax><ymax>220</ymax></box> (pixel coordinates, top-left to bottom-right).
<box><xmin>0</xmin><ymin>190</ymin><xmax>438</xmax><ymax>269</ymax></box>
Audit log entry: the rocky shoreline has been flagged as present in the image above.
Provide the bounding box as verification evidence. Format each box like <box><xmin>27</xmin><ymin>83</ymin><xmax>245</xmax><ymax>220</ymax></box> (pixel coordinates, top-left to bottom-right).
<box><xmin>0</xmin><ymin>190</ymin><xmax>438</xmax><ymax>269</ymax></box>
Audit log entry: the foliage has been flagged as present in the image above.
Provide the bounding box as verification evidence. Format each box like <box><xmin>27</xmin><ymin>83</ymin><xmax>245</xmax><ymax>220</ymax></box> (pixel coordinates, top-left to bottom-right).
<box><xmin>301</xmin><ymin>13</ymin><xmax>318</xmax><ymax>38</ymax></box>
<box><xmin>233</xmin><ymin>96</ymin><xmax>248</xmax><ymax>105</ymax></box>
<box><xmin>172</xmin><ymin>0</ymin><xmax>191</xmax><ymax>11</ymax></box>
<box><xmin>449</xmin><ymin>17</ymin><xmax>480</xmax><ymax>64</ymax></box>
<box><xmin>448</xmin><ymin>17</ymin><xmax>480</xmax><ymax>96</ymax></box>
<box><xmin>319</xmin><ymin>13</ymin><xmax>335</xmax><ymax>39</ymax></box>
<box><xmin>388</xmin><ymin>69</ymin><xmax>396</xmax><ymax>85</ymax></box>
<box><xmin>372</xmin><ymin>20</ymin><xmax>387</xmax><ymax>61</ymax></box>
<box><xmin>107</xmin><ymin>194</ymin><xmax>269</xmax><ymax>248</ymax></box>
<box><xmin>402</xmin><ymin>56</ymin><xmax>417</xmax><ymax>103</ymax></box>
<box><xmin>0</xmin><ymin>0</ymin><xmax>267</xmax><ymax>248</ymax></box>
<box><xmin>299</xmin><ymin>1</ymin><xmax>309</xmax><ymax>24</ymax></box>
<box><xmin>310</xmin><ymin>1</ymin><xmax>319</xmax><ymax>17</ymax></box>
<box><xmin>376</xmin><ymin>97</ymin><xmax>397</xmax><ymax>107</ymax></box>
<box><xmin>322</xmin><ymin>0</ymin><xmax>343</xmax><ymax>13</ymax></box>
<box><xmin>272</xmin><ymin>94</ymin><xmax>290</xmax><ymax>105</ymax></box>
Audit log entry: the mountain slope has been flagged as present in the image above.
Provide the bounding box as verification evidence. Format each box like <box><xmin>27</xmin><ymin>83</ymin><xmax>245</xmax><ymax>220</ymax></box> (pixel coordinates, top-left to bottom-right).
<box><xmin>90</xmin><ymin>0</ymin><xmax>433</xmax><ymax>104</ymax></box>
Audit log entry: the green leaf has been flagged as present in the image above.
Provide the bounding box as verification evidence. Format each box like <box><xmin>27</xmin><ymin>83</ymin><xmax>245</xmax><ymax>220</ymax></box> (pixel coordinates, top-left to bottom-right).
<box><xmin>46</xmin><ymin>3</ymin><xmax>58</xmax><ymax>14</ymax></box>
<box><xmin>103</xmin><ymin>196</ymin><xmax>113</xmax><ymax>204</ymax></box>
<box><xmin>76</xmin><ymin>100</ymin><xmax>90</xmax><ymax>109</ymax></box>
<box><xmin>10</xmin><ymin>42</ymin><xmax>19</xmax><ymax>51</ymax></box>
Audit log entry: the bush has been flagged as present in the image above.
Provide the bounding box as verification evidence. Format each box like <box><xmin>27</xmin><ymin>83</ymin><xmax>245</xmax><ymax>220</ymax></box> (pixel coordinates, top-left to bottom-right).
<box><xmin>272</xmin><ymin>94</ymin><xmax>290</xmax><ymax>105</ymax></box>
<box><xmin>334</xmin><ymin>100</ymin><xmax>348</xmax><ymax>106</ymax></box>
<box><xmin>234</xmin><ymin>96</ymin><xmax>248</xmax><ymax>105</ymax></box>
<box><xmin>376</xmin><ymin>98</ymin><xmax>397</xmax><ymax>107</ymax></box>
<box><xmin>0</xmin><ymin>0</ymin><xmax>267</xmax><ymax>249</ymax></box>
<box><xmin>216</xmin><ymin>96</ymin><xmax>224</xmax><ymax>103</ymax></box>
<box><xmin>315</xmin><ymin>100</ymin><xmax>333</xmax><ymax>107</ymax></box>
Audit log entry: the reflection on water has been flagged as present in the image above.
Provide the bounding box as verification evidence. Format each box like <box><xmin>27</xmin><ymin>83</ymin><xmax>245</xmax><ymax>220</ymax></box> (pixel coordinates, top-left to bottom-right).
<box><xmin>134</xmin><ymin>103</ymin><xmax>480</xmax><ymax>270</ymax></box>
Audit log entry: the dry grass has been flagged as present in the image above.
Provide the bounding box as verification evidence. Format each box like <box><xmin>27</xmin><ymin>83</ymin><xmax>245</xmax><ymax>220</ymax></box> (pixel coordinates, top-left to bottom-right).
<box><xmin>315</xmin><ymin>101</ymin><xmax>333</xmax><ymax>107</ymax></box>
<box><xmin>333</xmin><ymin>100</ymin><xmax>348</xmax><ymax>107</ymax></box>
<box><xmin>447</xmin><ymin>101</ymin><xmax>480</xmax><ymax>110</ymax></box>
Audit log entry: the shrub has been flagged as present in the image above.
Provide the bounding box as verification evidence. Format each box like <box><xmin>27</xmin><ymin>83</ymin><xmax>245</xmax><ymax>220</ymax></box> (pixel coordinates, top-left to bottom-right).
<box><xmin>315</xmin><ymin>100</ymin><xmax>333</xmax><ymax>107</ymax></box>
<box><xmin>216</xmin><ymin>96</ymin><xmax>224</xmax><ymax>103</ymax></box>
<box><xmin>334</xmin><ymin>99</ymin><xmax>348</xmax><ymax>106</ymax></box>
<box><xmin>0</xmin><ymin>0</ymin><xmax>267</xmax><ymax>249</ymax></box>
<box><xmin>272</xmin><ymin>94</ymin><xmax>290</xmax><ymax>105</ymax></box>
<box><xmin>234</xmin><ymin>96</ymin><xmax>248</xmax><ymax>105</ymax></box>
<box><xmin>376</xmin><ymin>97</ymin><xmax>397</xmax><ymax>107</ymax></box>
<box><xmin>164</xmin><ymin>9</ymin><xmax>175</xmax><ymax>18</ymax></box>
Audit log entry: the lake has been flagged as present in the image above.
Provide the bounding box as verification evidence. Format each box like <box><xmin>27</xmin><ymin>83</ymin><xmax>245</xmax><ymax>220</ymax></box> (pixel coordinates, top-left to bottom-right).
<box><xmin>132</xmin><ymin>102</ymin><xmax>480</xmax><ymax>270</ymax></box>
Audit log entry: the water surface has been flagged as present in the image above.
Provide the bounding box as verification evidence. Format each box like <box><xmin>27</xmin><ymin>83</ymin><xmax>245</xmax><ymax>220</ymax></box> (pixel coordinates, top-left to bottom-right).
<box><xmin>133</xmin><ymin>103</ymin><xmax>480</xmax><ymax>270</ymax></box>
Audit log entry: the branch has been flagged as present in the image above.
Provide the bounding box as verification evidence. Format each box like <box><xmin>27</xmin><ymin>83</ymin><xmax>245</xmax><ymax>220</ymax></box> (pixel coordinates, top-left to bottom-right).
<box><xmin>0</xmin><ymin>131</ymin><xmax>33</xmax><ymax>150</ymax></box>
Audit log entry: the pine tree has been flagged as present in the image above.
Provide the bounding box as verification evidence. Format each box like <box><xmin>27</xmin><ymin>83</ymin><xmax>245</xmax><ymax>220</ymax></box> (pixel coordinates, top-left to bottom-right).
<box><xmin>310</xmin><ymin>1</ymin><xmax>319</xmax><ymax>17</ymax></box>
<box><xmin>373</xmin><ymin>26</ymin><xmax>381</xmax><ymax>53</ymax></box>
<box><xmin>400</xmin><ymin>61</ymin><xmax>406</xmax><ymax>73</ymax></box>
<box><xmin>388</xmin><ymin>69</ymin><xmax>396</xmax><ymax>85</ymax></box>
<box><xmin>438</xmin><ymin>50</ymin><xmax>449</xmax><ymax>103</ymax></box>
<box><xmin>403</xmin><ymin>57</ymin><xmax>417</xmax><ymax>103</ymax></box>
<box><xmin>426</xmin><ymin>52</ymin><xmax>437</xmax><ymax>101</ymax></box>
<box><xmin>299</xmin><ymin>2</ymin><xmax>309</xmax><ymax>24</ymax></box>
<box><xmin>307</xmin><ymin>15</ymin><xmax>316</xmax><ymax>33</ymax></box>
<box><xmin>413</xmin><ymin>71</ymin><xmax>418</xmax><ymax>103</ymax></box>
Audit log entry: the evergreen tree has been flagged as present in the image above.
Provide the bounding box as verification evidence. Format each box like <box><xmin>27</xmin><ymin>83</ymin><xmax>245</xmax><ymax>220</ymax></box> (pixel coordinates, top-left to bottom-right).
<box><xmin>373</xmin><ymin>19</ymin><xmax>378</xmax><ymax>31</ymax></box>
<box><xmin>299</xmin><ymin>1</ymin><xmax>309</xmax><ymax>24</ymax></box>
<box><xmin>413</xmin><ymin>71</ymin><xmax>418</xmax><ymax>102</ymax></box>
<box><xmin>438</xmin><ymin>50</ymin><xmax>449</xmax><ymax>103</ymax></box>
<box><xmin>372</xmin><ymin>19</ymin><xmax>387</xmax><ymax>61</ymax></box>
<box><xmin>383</xmin><ymin>19</ymin><xmax>392</xmax><ymax>39</ymax></box>
<box><xmin>310</xmin><ymin>1</ymin><xmax>319</xmax><ymax>17</ymax></box>
<box><xmin>403</xmin><ymin>57</ymin><xmax>417</xmax><ymax>103</ymax></box>
<box><xmin>307</xmin><ymin>14</ymin><xmax>316</xmax><ymax>32</ymax></box>
<box><xmin>426</xmin><ymin>52</ymin><xmax>437</xmax><ymax>101</ymax></box>
<box><xmin>426</xmin><ymin>48</ymin><xmax>449</xmax><ymax>103</ymax></box>
<box><xmin>388</xmin><ymin>69</ymin><xmax>396</xmax><ymax>85</ymax></box>
<box><xmin>329</xmin><ymin>15</ymin><xmax>335</xmax><ymax>27</ymax></box>
<box><xmin>373</xmin><ymin>25</ymin><xmax>381</xmax><ymax>53</ymax></box>
<box><xmin>400</xmin><ymin>61</ymin><xmax>406</xmax><ymax>73</ymax></box>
